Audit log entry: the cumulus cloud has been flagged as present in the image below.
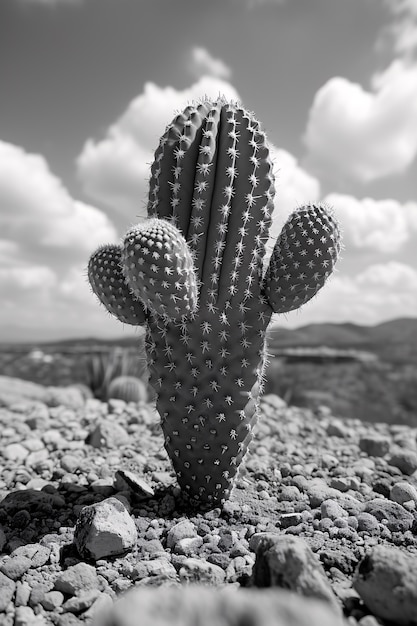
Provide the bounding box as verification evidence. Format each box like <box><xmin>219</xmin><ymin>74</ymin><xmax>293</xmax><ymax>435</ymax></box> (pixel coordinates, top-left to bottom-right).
<box><xmin>77</xmin><ymin>75</ymin><xmax>320</xmax><ymax>249</ymax></box>
<box><xmin>276</xmin><ymin>261</ymin><xmax>417</xmax><ymax>328</ymax></box>
<box><xmin>324</xmin><ymin>193</ymin><xmax>417</xmax><ymax>253</ymax></box>
<box><xmin>188</xmin><ymin>47</ymin><xmax>232</xmax><ymax>80</ymax></box>
<box><xmin>380</xmin><ymin>0</ymin><xmax>417</xmax><ymax>58</ymax></box>
<box><xmin>76</xmin><ymin>77</ymin><xmax>240</xmax><ymax>228</ymax></box>
<box><xmin>0</xmin><ymin>141</ymin><xmax>117</xmax><ymax>263</ymax></box>
<box><xmin>303</xmin><ymin>60</ymin><xmax>417</xmax><ymax>182</ymax></box>
<box><xmin>265</xmin><ymin>147</ymin><xmax>321</xmax><ymax>263</ymax></box>
<box><xmin>0</xmin><ymin>140</ymin><xmax>120</xmax><ymax>341</ymax></box>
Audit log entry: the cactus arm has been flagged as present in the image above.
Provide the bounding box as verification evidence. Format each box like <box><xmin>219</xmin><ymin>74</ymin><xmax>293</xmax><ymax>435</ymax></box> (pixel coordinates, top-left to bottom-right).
<box><xmin>122</xmin><ymin>218</ymin><xmax>198</xmax><ymax>320</ymax></box>
<box><xmin>88</xmin><ymin>244</ymin><xmax>147</xmax><ymax>326</ymax></box>
<box><xmin>263</xmin><ymin>204</ymin><xmax>342</xmax><ymax>314</ymax></box>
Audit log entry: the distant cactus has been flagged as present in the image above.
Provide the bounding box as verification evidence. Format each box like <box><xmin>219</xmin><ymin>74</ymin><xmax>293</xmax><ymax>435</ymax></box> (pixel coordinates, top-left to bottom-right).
<box><xmin>88</xmin><ymin>98</ymin><xmax>341</xmax><ymax>507</ymax></box>
<box><xmin>107</xmin><ymin>375</ymin><xmax>148</xmax><ymax>403</ymax></box>
<box><xmin>83</xmin><ymin>342</ymin><xmax>147</xmax><ymax>401</ymax></box>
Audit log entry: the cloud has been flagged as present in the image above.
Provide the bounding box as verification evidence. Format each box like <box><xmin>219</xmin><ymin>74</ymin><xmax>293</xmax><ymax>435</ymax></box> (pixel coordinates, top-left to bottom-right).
<box><xmin>0</xmin><ymin>140</ymin><xmax>120</xmax><ymax>341</ymax></box>
<box><xmin>0</xmin><ymin>141</ymin><xmax>117</xmax><ymax>263</ymax></box>
<box><xmin>276</xmin><ymin>261</ymin><xmax>417</xmax><ymax>327</ymax></box>
<box><xmin>324</xmin><ymin>193</ymin><xmax>417</xmax><ymax>253</ymax></box>
<box><xmin>303</xmin><ymin>59</ymin><xmax>417</xmax><ymax>182</ymax></box>
<box><xmin>77</xmin><ymin>75</ymin><xmax>320</xmax><ymax>249</ymax></box>
<box><xmin>265</xmin><ymin>147</ymin><xmax>321</xmax><ymax>263</ymax></box>
<box><xmin>379</xmin><ymin>0</ymin><xmax>417</xmax><ymax>58</ymax></box>
<box><xmin>76</xmin><ymin>76</ymin><xmax>240</xmax><ymax>229</ymax></box>
<box><xmin>188</xmin><ymin>47</ymin><xmax>232</xmax><ymax>80</ymax></box>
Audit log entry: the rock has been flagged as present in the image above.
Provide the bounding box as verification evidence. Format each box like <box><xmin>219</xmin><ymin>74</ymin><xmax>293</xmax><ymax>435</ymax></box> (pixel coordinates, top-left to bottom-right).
<box><xmin>388</xmin><ymin>450</ymin><xmax>417</xmax><ymax>475</ymax></box>
<box><xmin>166</xmin><ymin>520</ymin><xmax>197</xmax><ymax>550</ymax></box>
<box><xmin>279</xmin><ymin>512</ymin><xmax>303</xmax><ymax>528</ymax></box>
<box><xmin>54</xmin><ymin>562</ymin><xmax>100</xmax><ymax>596</ymax></box>
<box><xmin>0</xmin><ymin>571</ymin><xmax>16</xmax><ymax>611</ymax></box>
<box><xmin>132</xmin><ymin>558</ymin><xmax>177</xmax><ymax>582</ymax></box>
<box><xmin>4</xmin><ymin>443</ymin><xmax>29</xmax><ymax>463</ymax></box>
<box><xmin>93</xmin><ymin>586</ymin><xmax>345</xmax><ymax>626</ymax></box>
<box><xmin>62</xmin><ymin>590</ymin><xmax>101</xmax><ymax>613</ymax></box>
<box><xmin>87</xmin><ymin>420</ymin><xmax>129</xmax><ymax>449</ymax></box>
<box><xmin>41</xmin><ymin>590</ymin><xmax>65</xmax><ymax>610</ymax></box>
<box><xmin>15</xmin><ymin>581</ymin><xmax>31</xmax><ymax>607</ymax></box>
<box><xmin>353</xmin><ymin>544</ymin><xmax>417</xmax><ymax>625</ymax></box>
<box><xmin>359</xmin><ymin>435</ymin><xmax>390</xmax><ymax>457</ymax></box>
<box><xmin>356</xmin><ymin>513</ymin><xmax>380</xmax><ymax>535</ymax></box>
<box><xmin>74</xmin><ymin>497</ymin><xmax>137</xmax><ymax>560</ymax></box>
<box><xmin>364</xmin><ymin>498</ymin><xmax>414</xmax><ymax>532</ymax></box>
<box><xmin>250</xmin><ymin>534</ymin><xmax>340</xmax><ymax>613</ymax></box>
<box><xmin>114</xmin><ymin>470</ymin><xmax>154</xmax><ymax>499</ymax></box>
<box><xmin>175</xmin><ymin>536</ymin><xmax>203</xmax><ymax>555</ymax></box>
<box><xmin>60</xmin><ymin>454</ymin><xmax>81</xmax><ymax>474</ymax></box>
<box><xmin>326</xmin><ymin>420</ymin><xmax>351</xmax><ymax>438</ymax></box>
<box><xmin>178</xmin><ymin>558</ymin><xmax>226</xmax><ymax>585</ymax></box>
<box><xmin>390</xmin><ymin>481</ymin><xmax>417</xmax><ymax>505</ymax></box>
<box><xmin>320</xmin><ymin>499</ymin><xmax>348</xmax><ymax>520</ymax></box>
<box><xmin>0</xmin><ymin>527</ymin><xmax>6</xmax><ymax>552</ymax></box>
<box><xmin>14</xmin><ymin>605</ymin><xmax>47</xmax><ymax>625</ymax></box>
<box><xmin>0</xmin><ymin>555</ymin><xmax>32</xmax><ymax>580</ymax></box>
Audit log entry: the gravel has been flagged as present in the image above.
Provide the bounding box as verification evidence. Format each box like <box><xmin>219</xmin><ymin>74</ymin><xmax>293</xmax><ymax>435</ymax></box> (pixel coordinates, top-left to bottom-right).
<box><xmin>0</xmin><ymin>384</ymin><xmax>417</xmax><ymax>624</ymax></box>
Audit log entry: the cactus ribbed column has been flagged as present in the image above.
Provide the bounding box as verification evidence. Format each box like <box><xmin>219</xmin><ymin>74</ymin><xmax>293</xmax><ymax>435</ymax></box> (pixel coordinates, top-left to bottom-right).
<box><xmin>88</xmin><ymin>98</ymin><xmax>342</xmax><ymax>508</ymax></box>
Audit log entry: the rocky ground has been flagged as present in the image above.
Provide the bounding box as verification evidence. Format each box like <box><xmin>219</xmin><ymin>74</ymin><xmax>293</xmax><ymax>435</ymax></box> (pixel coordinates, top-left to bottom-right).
<box><xmin>1</xmin><ymin>377</ymin><xmax>417</xmax><ymax>625</ymax></box>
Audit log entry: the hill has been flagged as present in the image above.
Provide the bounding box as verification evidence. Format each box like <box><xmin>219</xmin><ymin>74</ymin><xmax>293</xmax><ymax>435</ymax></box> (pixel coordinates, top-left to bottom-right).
<box><xmin>266</xmin><ymin>317</ymin><xmax>417</xmax><ymax>365</ymax></box>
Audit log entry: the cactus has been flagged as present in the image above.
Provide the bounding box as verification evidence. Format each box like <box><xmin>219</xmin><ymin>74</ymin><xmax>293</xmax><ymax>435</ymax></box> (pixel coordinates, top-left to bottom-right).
<box><xmin>88</xmin><ymin>98</ymin><xmax>341</xmax><ymax>507</ymax></box>
<box><xmin>107</xmin><ymin>375</ymin><xmax>148</xmax><ymax>403</ymax></box>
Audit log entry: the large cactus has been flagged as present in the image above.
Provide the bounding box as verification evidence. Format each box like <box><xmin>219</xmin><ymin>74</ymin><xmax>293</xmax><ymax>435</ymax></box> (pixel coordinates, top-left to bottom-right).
<box><xmin>88</xmin><ymin>99</ymin><xmax>341</xmax><ymax>507</ymax></box>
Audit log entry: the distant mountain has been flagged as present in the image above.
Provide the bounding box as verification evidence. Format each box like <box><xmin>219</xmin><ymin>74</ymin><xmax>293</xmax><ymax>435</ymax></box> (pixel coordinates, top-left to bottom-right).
<box><xmin>1</xmin><ymin>318</ymin><xmax>416</xmax><ymax>365</ymax></box>
<box><xmin>267</xmin><ymin>318</ymin><xmax>417</xmax><ymax>365</ymax></box>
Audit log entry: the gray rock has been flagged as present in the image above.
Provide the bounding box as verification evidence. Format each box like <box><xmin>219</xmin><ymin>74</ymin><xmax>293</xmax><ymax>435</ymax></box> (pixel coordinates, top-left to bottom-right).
<box><xmin>326</xmin><ymin>420</ymin><xmax>351</xmax><ymax>438</ymax></box>
<box><xmin>390</xmin><ymin>481</ymin><xmax>417</xmax><ymax>505</ymax></box>
<box><xmin>54</xmin><ymin>562</ymin><xmax>99</xmax><ymax>596</ymax></box>
<box><xmin>0</xmin><ymin>555</ymin><xmax>32</xmax><ymax>580</ymax></box>
<box><xmin>364</xmin><ymin>498</ymin><xmax>414</xmax><ymax>532</ymax></box>
<box><xmin>62</xmin><ymin>590</ymin><xmax>101</xmax><ymax>613</ymax></box>
<box><xmin>388</xmin><ymin>450</ymin><xmax>417</xmax><ymax>475</ymax></box>
<box><xmin>74</xmin><ymin>497</ymin><xmax>137</xmax><ymax>560</ymax></box>
<box><xmin>279</xmin><ymin>512</ymin><xmax>303</xmax><ymax>528</ymax></box>
<box><xmin>356</xmin><ymin>513</ymin><xmax>380</xmax><ymax>535</ymax></box>
<box><xmin>14</xmin><ymin>605</ymin><xmax>47</xmax><ymax>625</ymax></box>
<box><xmin>320</xmin><ymin>499</ymin><xmax>348</xmax><ymax>520</ymax></box>
<box><xmin>250</xmin><ymin>534</ymin><xmax>340</xmax><ymax>614</ymax></box>
<box><xmin>178</xmin><ymin>558</ymin><xmax>226</xmax><ymax>585</ymax></box>
<box><xmin>4</xmin><ymin>443</ymin><xmax>29</xmax><ymax>463</ymax></box>
<box><xmin>0</xmin><ymin>571</ymin><xmax>16</xmax><ymax>611</ymax></box>
<box><xmin>114</xmin><ymin>470</ymin><xmax>154</xmax><ymax>499</ymax></box>
<box><xmin>132</xmin><ymin>558</ymin><xmax>177</xmax><ymax>582</ymax></box>
<box><xmin>41</xmin><ymin>590</ymin><xmax>65</xmax><ymax>610</ymax></box>
<box><xmin>166</xmin><ymin>520</ymin><xmax>197</xmax><ymax>550</ymax></box>
<box><xmin>359</xmin><ymin>435</ymin><xmax>390</xmax><ymax>457</ymax></box>
<box><xmin>88</xmin><ymin>420</ymin><xmax>129</xmax><ymax>448</ymax></box>
<box><xmin>175</xmin><ymin>536</ymin><xmax>203</xmax><ymax>555</ymax></box>
<box><xmin>353</xmin><ymin>544</ymin><xmax>417</xmax><ymax>624</ymax></box>
<box><xmin>93</xmin><ymin>586</ymin><xmax>346</xmax><ymax>626</ymax></box>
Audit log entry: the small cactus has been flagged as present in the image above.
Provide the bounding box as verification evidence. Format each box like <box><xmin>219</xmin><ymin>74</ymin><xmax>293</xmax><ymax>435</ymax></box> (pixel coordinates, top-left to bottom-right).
<box><xmin>107</xmin><ymin>375</ymin><xmax>148</xmax><ymax>403</ymax></box>
<box><xmin>88</xmin><ymin>98</ymin><xmax>341</xmax><ymax>507</ymax></box>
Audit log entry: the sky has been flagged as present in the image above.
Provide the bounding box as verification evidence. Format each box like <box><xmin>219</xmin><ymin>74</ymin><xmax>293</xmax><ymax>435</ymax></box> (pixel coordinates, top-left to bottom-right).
<box><xmin>0</xmin><ymin>0</ymin><xmax>416</xmax><ymax>342</ymax></box>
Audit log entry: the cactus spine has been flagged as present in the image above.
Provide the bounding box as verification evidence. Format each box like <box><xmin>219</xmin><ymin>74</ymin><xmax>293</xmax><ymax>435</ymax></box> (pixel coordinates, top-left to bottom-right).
<box><xmin>88</xmin><ymin>98</ymin><xmax>341</xmax><ymax>508</ymax></box>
